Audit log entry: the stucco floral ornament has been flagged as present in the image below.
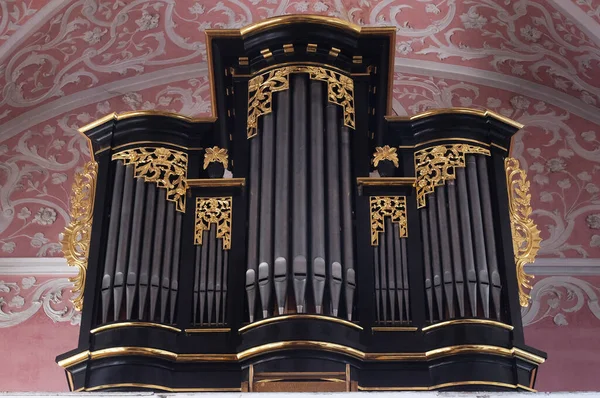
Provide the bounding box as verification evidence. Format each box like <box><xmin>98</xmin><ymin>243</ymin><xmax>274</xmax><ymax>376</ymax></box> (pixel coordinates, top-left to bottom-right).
<box><xmin>61</xmin><ymin>161</ymin><xmax>98</xmax><ymax>312</ymax></box>
<box><xmin>372</xmin><ymin>145</ymin><xmax>399</xmax><ymax>168</ymax></box>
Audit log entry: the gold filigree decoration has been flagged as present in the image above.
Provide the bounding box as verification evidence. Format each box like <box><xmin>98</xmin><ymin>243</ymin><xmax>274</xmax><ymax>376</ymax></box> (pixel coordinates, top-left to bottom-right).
<box><xmin>414</xmin><ymin>144</ymin><xmax>490</xmax><ymax>208</ymax></box>
<box><xmin>203</xmin><ymin>146</ymin><xmax>229</xmax><ymax>170</ymax></box>
<box><xmin>61</xmin><ymin>161</ymin><xmax>98</xmax><ymax>311</ymax></box>
<box><xmin>247</xmin><ymin>65</ymin><xmax>355</xmax><ymax>138</ymax></box>
<box><xmin>195</xmin><ymin>197</ymin><xmax>232</xmax><ymax>250</ymax></box>
<box><xmin>372</xmin><ymin>145</ymin><xmax>399</xmax><ymax>168</ymax></box>
<box><xmin>370</xmin><ymin>196</ymin><xmax>407</xmax><ymax>246</ymax></box>
<box><xmin>505</xmin><ymin>157</ymin><xmax>542</xmax><ymax>307</ymax></box>
<box><xmin>112</xmin><ymin>147</ymin><xmax>188</xmax><ymax>212</ymax></box>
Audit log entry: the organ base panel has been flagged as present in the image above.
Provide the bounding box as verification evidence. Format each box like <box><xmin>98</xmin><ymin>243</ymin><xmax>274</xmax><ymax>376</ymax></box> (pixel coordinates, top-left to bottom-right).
<box><xmin>57</xmin><ymin>15</ymin><xmax>546</xmax><ymax>392</ymax></box>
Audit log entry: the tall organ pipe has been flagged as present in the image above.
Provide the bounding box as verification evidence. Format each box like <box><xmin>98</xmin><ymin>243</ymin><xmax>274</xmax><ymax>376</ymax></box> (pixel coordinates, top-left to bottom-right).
<box><xmin>477</xmin><ymin>155</ymin><xmax>502</xmax><ymax>319</ymax></box>
<box><xmin>325</xmin><ymin>103</ymin><xmax>343</xmax><ymax>316</ymax></box>
<box><xmin>207</xmin><ymin>224</ymin><xmax>217</xmax><ymax>324</ymax></box>
<box><xmin>400</xmin><ymin>238</ymin><xmax>409</xmax><ymax>321</ymax></box>
<box><xmin>427</xmin><ymin>193</ymin><xmax>443</xmax><ymax>320</ymax></box>
<box><xmin>292</xmin><ymin>74</ymin><xmax>309</xmax><ymax>313</ymax></box>
<box><xmin>215</xmin><ymin>241</ymin><xmax>223</xmax><ymax>324</ymax></box>
<box><xmin>222</xmin><ymin>251</ymin><xmax>228</xmax><ymax>324</ymax></box>
<box><xmin>246</xmin><ymin>133</ymin><xmax>261</xmax><ymax>322</ymax></box>
<box><xmin>126</xmin><ymin>178</ymin><xmax>146</xmax><ymax>320</ymax></box>
<box><xmin>258</xmin><ymin>112</ymin><xmax>275</xmax><ymax>318</ymax></box>
<box><xmin>274</xmin><ymin>90</ymin><xmax>291</xmax><ymax>315</ymax></box>
<box><xmin>309</xmin><ymin>80</ymin><xmax>326</xmax><ymax>314</ymax></box>
<box><xmin>149</xmin><ymin>190</ymin><xmax>167</xmax><ymax>321</ymax></box>
<box><xmin>420</xmin><ymin>210</ymin><xmax>433</xmax><ymax>322</ymax></box>
<box><xmin>446</xmin><ymin>180</ymin><xmax>465</xmax><ymax>317</ymax></box>
<box><xmin>113</xmin><ymin>165</ymin><xmax>135</xmax><ymax>321</ymax></box>
<box><xmin>379</xmin><ymin>236</ymin><xmax>388</xmax><ymax>321</ymax></box>
<box><xmin>138</xmin><ymin>184</ymin><xmax>156</xmax><ymax>319</ymax></box>
<box><xmin>340</xmin><ymin>126</ymin><xmax>355</xmax><ymax>320</ymax></box>
<box><xmin>169</xmin><ymin>212</ymin><xmax>182</xmax><ymax>324</ymax></box>
<box><xmin>159</xmin><ymin>202</ymin><xmax>175</xmax><ymax>323</ymax></box>
<box><xmin>436</xmin><ymin>186</ymin><xmax>455</xmax><ymax>319</ymax></box>
<box><xmin>101</xmin><ymin>161</ymin><xmax>125</xmax><ymax>323</ymax></box>
<box><xmin>456</xmin><ymin>167</ymin><xmax>478</xmax><ymax>316</ymax></box>
<box><xmin>466</xmin><ymin>155</ymin><xmax>490</xmax><ymax>318</ymax></box>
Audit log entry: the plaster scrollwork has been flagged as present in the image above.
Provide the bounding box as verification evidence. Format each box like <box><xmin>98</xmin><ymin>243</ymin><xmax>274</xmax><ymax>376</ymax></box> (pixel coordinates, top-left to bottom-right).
<box><xmin>0</xmin><ymin>276</ymin><xmax>80</xmax><ymax>328</ymax></box>
<box><xmin>522</xmin><ymin>276</ymin><xmax>600</xmax><ymax>327</ymax></box>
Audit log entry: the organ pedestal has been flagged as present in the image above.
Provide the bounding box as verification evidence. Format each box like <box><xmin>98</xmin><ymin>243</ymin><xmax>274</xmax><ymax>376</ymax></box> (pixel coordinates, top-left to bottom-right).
<box><xmin>57</xmin><ymin>15</ymin><xmax>545</xmax><ymax>392</ymax></box>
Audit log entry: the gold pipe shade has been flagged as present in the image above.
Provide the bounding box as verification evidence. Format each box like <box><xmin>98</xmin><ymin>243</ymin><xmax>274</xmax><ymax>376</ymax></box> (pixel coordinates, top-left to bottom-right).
<box><xmin>194</xmin><ymin>197</ymin><xmax>233</xmax><ymax>250</ymax></box>
<box><xmin>370</xmin><ymin>196</ymin><xmax>408</xmax><ymax>245</ymax></box>
<box><xmin>414</xmin><ymin>144</ymin><xmax>490</xmax><ymax>208</ymax></box>
<box><xmin>505</xmin><ymin>158</ymin><xmax>541</xmax><ymax>307</ymax></box>
<box><xmin>247</xmin><ymin>65</ymin><xmax>355</xmax><ymax>138</ymax></box>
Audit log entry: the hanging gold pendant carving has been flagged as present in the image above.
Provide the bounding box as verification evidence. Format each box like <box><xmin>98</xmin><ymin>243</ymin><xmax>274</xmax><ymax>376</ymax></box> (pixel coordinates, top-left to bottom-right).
<box><xmin>370</xmin><ymin>196</ymin><xmax>408</xmax><ymax>246</ymax></box>
<box><xmin>61</xmin><ymin>161</ymin><xmax>98</xmax><ymax>311</ymax></box>
<box><xmin>505</xmin><ymin>157</ymin><xmax>541</xmax><ymax>307</ymax></box>
<box><xmin>372</xmin><ymin>145</ymin><xmax>399</xmax><ymax>168</ymax></box>
<box><xmin>203</xmin><ymin>146</ymin><xmax>229</xmax><ymax>170</ymax></box>
<box><xmin>112</xmin><ymin>147</ymin><xmax>188</xmax><ymax>212</ymax></box>
<box><xmin>247</xmin><ymin>65</ymin><xmax>355</xmax><ymax>138</ymax></box>
<box><xmin>195</xmin><ymin>197</ymin><xmax>232</xmax><ymax>250</ymax></box>
<box><xmin>414</xmin><ymin>144</ymin><xmax>490</xmax><ymax>208</ymax></box>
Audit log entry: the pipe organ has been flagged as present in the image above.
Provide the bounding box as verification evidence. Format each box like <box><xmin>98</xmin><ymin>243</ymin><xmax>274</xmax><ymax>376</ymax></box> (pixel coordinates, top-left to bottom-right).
<box><xmin>57</xmin><ymin>15</ymin><xmax>545</xmax><ymax>392</ymax></box>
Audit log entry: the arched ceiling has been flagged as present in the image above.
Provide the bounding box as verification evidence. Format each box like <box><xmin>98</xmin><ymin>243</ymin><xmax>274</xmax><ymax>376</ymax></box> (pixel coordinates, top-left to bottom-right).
<box><xmin>0</xmin><ymin>0</ymin><xmax>599</xmax><ymax>259</ymax></box>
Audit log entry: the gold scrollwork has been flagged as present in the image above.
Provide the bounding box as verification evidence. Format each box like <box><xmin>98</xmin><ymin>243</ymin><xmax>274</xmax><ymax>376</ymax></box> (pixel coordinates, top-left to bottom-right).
<box><xmin>372</xmin><ymin>145</ymin><xmax>399</xmax><ymax>168</ymax></box>
<box><xmin>203</xmin><ymin>146</ymin><xmax>229</xmax><ymax>170</ymax></box>
<box><xmin>505</xmin><ymin>157</ymin><xmax>541</xmax><ymax>307</ymax></box>
<box><xmin>370</xmin><ymin>196</ymin><xmax>407</xmax><ymax>246</ymax></box>
<box><xmin>247</xmin><ymin>65</ymin><xmax>355</xmax><ymax>138</ymax></box>
<box><xmin>414</xmin><ymin>144</ymin><xmax>490</xmax><ymax>208</ymax></box>
<box><xmin>195</xmin><ymin>197</ymin><xmax>232</xmax><ymax>250</ymax></box>
<box><xmin>61</xmin><ymin>161</ymin><xmax>98</xmax><ymax>311</ymax></box>
<box><xmin>112</xmin><ymin>147</ymin><xmax>188</xmax><ymax>212</ymax></box>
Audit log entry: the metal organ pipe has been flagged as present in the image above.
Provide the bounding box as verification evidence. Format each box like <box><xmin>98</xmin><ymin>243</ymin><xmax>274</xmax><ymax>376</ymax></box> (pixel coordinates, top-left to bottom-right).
<box><xmin>139</xmin><ymin>184</ymin><xmax>156</xmax><ymax>319</ymax></box>
<box><xmin>325</xmin><ymin>103</ymin><xmax>343</xmax><ymax>317</ymax></box>
<box><xmin>340</xmin><ymin>126</ymin><xmax>355</xmax><ymax>320</ymax></box>
<box><xmin>456</xmin><ymin>167</ymin><xmax>478</xmax><ymax>317</ymax></box>
<box><xmin>170</xmin><ymin>213</ymin><xmax>182</xmax><ymax>324</ymax></box>
<box><xmin>446</xmin><ymin>180</ymin><xmax>465</xmax><ymax>317</ymax></box>
<box><xmin>274</xmin><ymin>89</ymin><xmax>291</xmax><ymax>315</ymax></box>
<box><xmin>245</xmin><ymin>132</ymin><xmax>261</xmax><ymax>322</ymax></box>
<box><xmin>436</xmin><ymin>186</ymin><xmax>455</xmax><ymax>319</ymax></box>
<box><xmin>150</xmin><ymin>190</ymin><xmax>167</xmax><ymax>321</ymax></box>
<box><xmin>420</xmin><ymin>210</ymin><xmax>434</xmax><ymax>322</ymax></box>
<box><xmin>160</xmin><ymin>202</ymin><xmax>175</xmax><ymax>323</ymax></box>
<box><xmin>427</xmin><ymin>193</ymin><xmax>443</xmax><ymax>320</ymax></box>
<box><xmin>125</xmin><ymin>178</ymin><xmax>146</xmax><ymax>320</ymax></box>
<box><xmin>385</xmin><ymin>219</ymin><xmax>396</xmax><ymax>321</ymax></box>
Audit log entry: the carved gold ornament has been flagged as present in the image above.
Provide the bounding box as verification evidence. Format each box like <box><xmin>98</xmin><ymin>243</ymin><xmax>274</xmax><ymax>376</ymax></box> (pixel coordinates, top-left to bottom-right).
<box><xmin>247</xmin><ymin>65</ymin><xmax>355</xmax><ymax>138</ymax></box>
<box><xmin>370</xmin><ymin>196</ymin><xmax>407</xmax><ymax>246</ymax></box>
<box><xmin>414</xmin><ymin>144</ymin><xmax>490</xmax><ymax>208</ymax></box>
<box><xmin>203</xmin><ymin>146</ymin><xmax>229</xmax><ymax>170</ymax></box>
<box><xmin>195</xmin><ymin>197</ymin><xmax>232</xmax><ymax>250</ymax></box>
<box><xmin>505</xmin><ymin>157</ymin><xmax>541</xmax><ymax>307</ymax></box>
<box><xmin>61</xmin><ymin>161</ymin><xmax>98</xmax><ymax>311</ymax></box>
<box><xmin>112</xmin><ymin>147</ymin><xmax>188</xmax><ymax>212</ymax></box>
<box><xmin>372</xmin><ymin>145</ymin><xmax>399</xmax><ymax>168</ymax></box>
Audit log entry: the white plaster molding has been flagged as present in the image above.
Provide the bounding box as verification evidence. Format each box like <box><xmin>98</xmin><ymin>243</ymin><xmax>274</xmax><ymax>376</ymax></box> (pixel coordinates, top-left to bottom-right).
<box><xmin>0</xmin><ymin>63</ymin><xmax>207</xmax><ymax>141</ymax></box>
<box><xmin>394</xmin><ymin>58</ymin><xmax>600</xmax><ymax>126</ymax></box>
<box><xmin>0</xmin><ymin>258</ymin><xmax>75</xmax><ymax>275</ymax></box>
<box><xmin>547</xmin><ymin>0</ymin><xmax>600</xmax><ymax>48</ymax></box>
<box><xmin>0</xmin><ymin>0</ymin><xmax>70</xmax><ymax>65</ymax></box>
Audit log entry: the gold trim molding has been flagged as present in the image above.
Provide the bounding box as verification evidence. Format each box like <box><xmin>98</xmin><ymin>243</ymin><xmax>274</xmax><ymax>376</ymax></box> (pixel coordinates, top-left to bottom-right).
<box><xmin>78</xmin><ymin>110</ymin><xmax>216</xmax><ymax>134</ymax></box>
<box><xmin>186</xmin><ymin>178</ymin><xmax>245</xmax><ymax>188</ymax></box>
<box><xmin>356</xmin><ymin>177</ymin><xmax>416</xmax><ymax>188</ymax></box>
<box><xmin>112</xmin><ymin>147</ymin><xmax>188</xmax><ymax>212</ymax></box>
<box><xmin>247</xmin><ymin>65</ymin><xmax>355</xmax><ymax>138</ymax></box>
<box><xmin>414</xmin><ymin>144</ymin><xmax>490</xmax><ymax>208</ymax></box>
<box><xmin>195</xmin><ymin>197</ymin><xmax>232</xmax><ymax>250</ymax></box>
<box><xmin>90</xmin><ymin>322</ymin><xmax>181</xmax><ymax>334</ymax></box>
<box><xmin>370</xmin><ymin>196</ymin><xmax>407</xmax><ymax>245</ymax></box>
<box><xmin>505</xmin><ymin>158</ymin><xmax>542</xmax><ymax>307</ymax></box>
<box><xmin>57</xmin><ymin>342</ymin><xmax>545</xmax><ymax>369</ymax></box>
<box><xmin>203</xmin><ymin>146</ymin><xmax>229</xmax><ymax>170</ymax></box>
<box><xmin>358</xmin><ymin>381</ymin><xmax>535</xmax><ymax>392</ymax></box>
<box><xmin>385</xmin><ymin>107</ymin><xmax>524</xmax><ymax>130</ymax></box>
<box><xmin>372</xmin><ymin>145</ymin><xmax>399</xmax><ymax>168</ymax></box>
<box><xmin>421</xmin><ymin>319</ymin><xmax>514</xmax><ymax>332</ymax></box>
<box><xmin>85</xmin><ymin>384</ymin><xmax>241</xmax><ymax>392</ymax></box>
<box><xmin>238</xmin><ymin>314</ymin><xmax>363</xmax><ymax>333</ymax></box>
<box><xmin>61</xmin><ymin>161</ymin><xmax>98</xmax><ymax>312</ymax></box>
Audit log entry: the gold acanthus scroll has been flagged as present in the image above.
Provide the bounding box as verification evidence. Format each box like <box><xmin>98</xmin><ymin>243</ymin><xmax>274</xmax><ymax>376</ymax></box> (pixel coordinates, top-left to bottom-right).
<box><xmin>370</xmin><ymin>196</ymin><xmax>408</xmax><ymax>246</ymax></box>
<box><xmin>505</xmin><ymin>157</ymin><xmax>541</xmax><ymax>307</ymax></box>
<box><xmin>61</xmin><ymin>161</ymin><xmax>98</xmax><ymax>311</ymax></box>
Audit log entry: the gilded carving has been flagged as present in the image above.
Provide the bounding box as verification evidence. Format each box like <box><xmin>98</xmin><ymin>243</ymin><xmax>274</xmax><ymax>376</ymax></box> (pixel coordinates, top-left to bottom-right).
<box><xmin>195</xmin><ymin>197</ymin><xmax>232</xmax><ymax>250</ymax></box>
<box><xmin>370</xmin><ymin>196</ymin><xmax>407</xmax><ymax>246</ymax></box>
<box><xmin>505</xmin><ymin>157</ymin><xmax>541</xmax><ymax>307</ymax></box>
<box><xmin>247</xmin><ymin>65</ymin><xmax>355</xmax><ymax>138</ymax></box>
<box><xmin>61</xmin><ymin>161</ymin><xmax>98</xmax><ymax>311</ymax></box>
<box><xmin>372</xmin><ymin>145</ymin><xmax>399</xmax><ymax>168</ymax></box>
<box><xmin>203</xmin><ymin>146</ymin><xmax>229</xmax><ymax>170</ymax></box>
<box><xmin>414</xmin><ymin>144</ymin><xmax>490</xmax><ymax>208</ymax></box>
<box><xmin>112</xmin><ymin>147</ymin><xmax>188</xmax><ymax>212</ymax></box>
